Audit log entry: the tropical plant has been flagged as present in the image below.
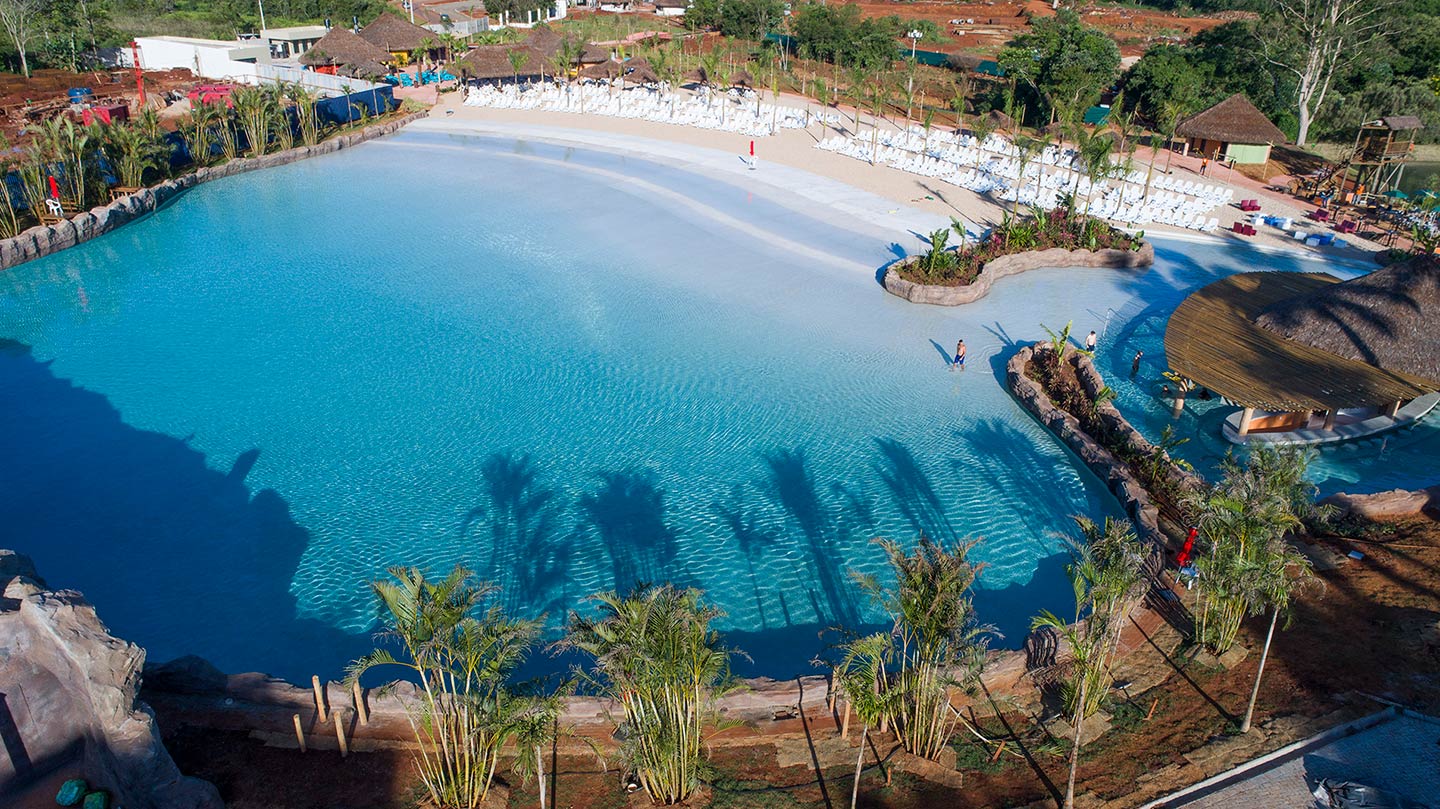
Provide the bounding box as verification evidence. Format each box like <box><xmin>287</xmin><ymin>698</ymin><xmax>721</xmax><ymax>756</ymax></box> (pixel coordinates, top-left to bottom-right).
<box><xmin>1042</xmin><ymin>320</ymin><xmax>1077</xmax><ymax>362</ymax></box>
<box><xmin>508</xmin><ymin>46</ymin><xmax>529</xmax><ymax>86</ymax></box>
<box><xmin>832</xmin><ymin>633</ymin><xmax>895</xmax><ymax>809</ymax></box>
<box><xmin>348</xmin><ymin>566</ymin><xmax>544</xmax><ymax>808</ymax></box>
<box><xmin>232</xmin><ymin>85</ymin><xmax>275</xmax><ymax>157</ymax></box>
<box><xmin>34</xmin><ymin>116</ymin><xmax>97</xmax><ymax>209</ymax></box>
<box><xmin>100</xmin><ymin>121</ymin><xmax>169</xmax><ymax>189</ymax></box>
<box><xmin>17</xmin><ymin>152</ymin><xmax>47</xmax><ymax>220</ymax></box>
<box><xmin>183</xmin><ymin>101</ymin><xmax>222</xmax><ymax>166</ymax></box>
<box><xmin>1031</xmin><ymin>517</ymin><xmax>1150</xmax><ymax>809</ymax></box>
<box><xmin>1183</xmin><ymin>446</ymin><xmax>1323</xmax><ymax>659</ymax></box>
<box><xmin>0</xmin><ymin>135</ymin><xmax>22</xmax><ymax>236</ymax></box>
<box><xmin>848</xmin><ymin>536</ymin><xmax>994</xmax><ymax>762</ymax></box>
<box><xmin>290</xmin><ymin>85</ymin><xmax>322</xmax><ymax>147</ymax></box>
<box><xmin>561</xmin><ymin>585</ymin><xmax>738</xmax><ymax>805</ymax></box>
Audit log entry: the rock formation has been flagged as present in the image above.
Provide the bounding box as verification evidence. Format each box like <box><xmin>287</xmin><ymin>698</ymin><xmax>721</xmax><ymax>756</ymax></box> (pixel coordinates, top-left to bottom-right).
<box><xmin>0</xmin><ymin>550</ymin><xmax>221</xmax><ymax>808</ymax></box>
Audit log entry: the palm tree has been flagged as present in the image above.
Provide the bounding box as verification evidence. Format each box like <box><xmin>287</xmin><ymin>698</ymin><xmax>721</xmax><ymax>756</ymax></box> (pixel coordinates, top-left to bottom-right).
<box><xmin>100</xmin><ymin>122</ymin><xmax>167</xmax><ymax>190</ymax></box>
<box><xmin>35</xmin><ymin>116</ymin><xmax>95</xmax><ymax>209</ymax></box>
<box><xmin>561</xmin><ymin>585</ymin><xmax>737</xmax><ymax>805</ymax></box>
<box><xmin>0</xmin><ymin>134</ymin><xmax>22</xmax><ymax>236</ymax></box>
<box><xmin>508</xmin><ymin>47</ymin><xmax>529</xmax><ymax>87</ymax></box>
<box><xmin>509</xmin><ymin>697</ymin><xmax>562</xmax><ymax>809</ymax></box>
<box><xmin>1012</xmin><ymin>133</ymin><xmax>1044</xmax><ymax>213</ymax></box>
<box><xmin>1184</xmin><ymin>446</ymin><xmax>1324</xmax><ymax>661</ymax></box>
<box><xmin>231</xmin><ymin>86</ymin><xmax>274</xmax><ymax>157</ymax></box>
<box><xmin>348</xmin><ymin>566</ymin><xmax>543</xmax><ymax>808</ymax></box>
<box><xmin>847</xmin><ymin>536</ymin><xmax>994</xmax><ymax>762</ymax></box>
<box><xmin>1031</xmin><ymin>518</ymin><xmax>1150</xmax><ymax>809</ymax></box>
<box><xmin>833</xmin><ymin>633</ymin><xmax>894</xmax><ymax>809</ymax></box>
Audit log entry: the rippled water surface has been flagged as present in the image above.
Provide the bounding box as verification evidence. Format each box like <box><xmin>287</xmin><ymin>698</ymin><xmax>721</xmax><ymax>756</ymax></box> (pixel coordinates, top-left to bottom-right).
<box><xmin>1</xmin><ymin>131</ymin><xmax>1426</xmax><ymax>682</ymax></box>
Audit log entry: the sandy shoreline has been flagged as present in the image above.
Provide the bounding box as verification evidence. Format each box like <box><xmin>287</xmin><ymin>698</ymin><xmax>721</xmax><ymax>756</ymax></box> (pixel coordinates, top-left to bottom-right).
<box><xmin>425</xmin><ymin>89</ymin><xmax>1383</xmax><ymax>267</ymax></box>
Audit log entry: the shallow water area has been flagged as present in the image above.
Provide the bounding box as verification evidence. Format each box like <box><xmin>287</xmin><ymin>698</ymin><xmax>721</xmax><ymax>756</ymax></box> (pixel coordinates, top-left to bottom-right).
<box><xmin>0</xmin><ymin>129</ymin><xmax>1427</xmax><ymax>683</ymax></box>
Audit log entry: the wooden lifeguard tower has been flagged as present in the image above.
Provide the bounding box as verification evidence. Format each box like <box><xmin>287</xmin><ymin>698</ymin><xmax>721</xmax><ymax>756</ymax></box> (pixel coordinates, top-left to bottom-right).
<box><xmin>1348</xmin><ymin>115</ymin><xmax>1422</xmax><ymax>196</ymax></box>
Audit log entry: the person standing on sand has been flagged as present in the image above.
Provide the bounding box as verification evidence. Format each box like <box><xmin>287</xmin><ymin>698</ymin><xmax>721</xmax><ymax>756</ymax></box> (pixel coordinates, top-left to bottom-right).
<box><xmin>1200</xmin><ymin>157</ymin><xmax>1209</xmax><ymax>176</ymax></box>
<box><xmin>953</xmin><ymin>339</ymin><xmax>967</xmax><ymax>371</ymax></box>
<box><xmin>1085</xmin><ymin>331</ymin><xmax>1097</xmax><ymax>352</ymax></box>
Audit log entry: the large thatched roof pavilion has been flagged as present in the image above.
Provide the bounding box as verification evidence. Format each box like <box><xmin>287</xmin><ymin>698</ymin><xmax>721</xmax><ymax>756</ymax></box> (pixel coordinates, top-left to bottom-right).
<box><xmin>300</xmin><ymin>28</ymin><xmax>393</xmax><ymax>72</ymax></box>
<box><xmin>1163</xmin><ymin>256</ymin><xmax>1440</xmax><ymax>443</ymax></box>
<box><xmin>359</xmin><ymin>14</ymin><xmax>436</xmax><ymax>58</ymax></box>
<box><xmin>1175</xmin><ymin>93</ymin><xmax>1287</xmax><ymax>165</ymax></box>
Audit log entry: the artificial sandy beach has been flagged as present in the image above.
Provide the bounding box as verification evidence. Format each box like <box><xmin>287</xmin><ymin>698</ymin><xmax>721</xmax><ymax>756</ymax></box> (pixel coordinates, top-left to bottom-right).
<box><xmin>428</xmin><ymin>88</ymin><xmax>1384</xmax><ymax>265</ymax></box>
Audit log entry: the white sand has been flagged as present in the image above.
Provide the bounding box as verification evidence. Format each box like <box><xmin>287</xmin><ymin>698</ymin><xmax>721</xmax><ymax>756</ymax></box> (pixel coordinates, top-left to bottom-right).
<box><xmin>421</xmin><ymin>88</ymin><xmax>1380</xmax><ymax>267</ymax></box>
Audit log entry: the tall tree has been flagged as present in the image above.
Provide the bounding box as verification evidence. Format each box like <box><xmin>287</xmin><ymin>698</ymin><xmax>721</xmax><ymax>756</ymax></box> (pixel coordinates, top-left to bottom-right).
<box><xmin>0</xmin><ymin>0</ymin><xmax>42</xmax><ymax>77</ymax></box>
<box><xmin>1263</xmin><ymin>0</ymin><xmax>1387</xmax><ymax>146</ymax></box>
<box><xmin>1032</xmin><ymin>518</ymin><xmax>1150</xmax><ymax>809</ymax></box>
<box><xmin>998</xmin><ymin>9</ymin><xmax>1120</xmax><ymax>125</ymax></box>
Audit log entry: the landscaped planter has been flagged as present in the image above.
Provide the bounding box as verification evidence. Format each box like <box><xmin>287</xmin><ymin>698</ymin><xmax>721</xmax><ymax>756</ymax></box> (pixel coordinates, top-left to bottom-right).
<box><xmin>0</xmin><ymin>111</ymin><xmax>429</xmax><ymax>273</ymax></box>
<box><xmin>884</xmin><ymin>241</ymin><xmax>1155</xmax><ymax>306</ymax></box>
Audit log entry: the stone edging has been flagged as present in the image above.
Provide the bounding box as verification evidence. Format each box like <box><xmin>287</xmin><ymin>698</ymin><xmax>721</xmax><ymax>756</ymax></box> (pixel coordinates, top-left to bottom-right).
<box><xmin>884</xmin><ymin>241</ymin><xmax>1155</xmax><ymax>306</ymax></box>
<box><xmin>0</xmin><ymin>110</ymin><xmax>430</xmax><ymax>272</ymax></box>
<box><xmin>1321</xmin><ymin>485</ymin><xmax>1440</xmax><ymax>520</ymax></box>
<box><xmin>1005</xmin><ymin>345</ymin><xmax>1200</xmax><ymax>549</ymax></box>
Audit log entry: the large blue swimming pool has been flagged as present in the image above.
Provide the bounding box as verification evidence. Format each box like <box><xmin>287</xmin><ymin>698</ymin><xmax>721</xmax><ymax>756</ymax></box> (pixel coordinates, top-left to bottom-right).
<box><xmin>0</xmin><ymin>130</ymin><xmax>1431</xmax><ymax>682</ymax></box>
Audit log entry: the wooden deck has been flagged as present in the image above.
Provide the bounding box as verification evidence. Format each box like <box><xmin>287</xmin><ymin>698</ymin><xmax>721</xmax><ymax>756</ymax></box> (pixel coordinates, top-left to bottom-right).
<box><xmin>1164</xmin><ymin>271</ymin><xmax>1437</xmax><ymax>411</ymax></box>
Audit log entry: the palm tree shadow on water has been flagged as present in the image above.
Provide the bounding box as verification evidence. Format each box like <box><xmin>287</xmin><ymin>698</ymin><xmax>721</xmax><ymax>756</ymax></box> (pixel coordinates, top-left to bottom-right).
<box><xmin>459</xmin><ymin>451</ymin><xmax>571</xmax><ymax>617</ymax></box>
<box><xmin>0</xmin><ymin>339</ymin><xmax>372</xmax><ymax>682</ymax></box>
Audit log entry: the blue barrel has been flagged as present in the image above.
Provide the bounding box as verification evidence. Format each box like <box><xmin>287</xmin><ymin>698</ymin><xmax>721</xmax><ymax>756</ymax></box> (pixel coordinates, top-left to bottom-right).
<box><xmin>67</xmin><ymin>87</ymin><xmax>94</xmax><ymax>104</ymax></box>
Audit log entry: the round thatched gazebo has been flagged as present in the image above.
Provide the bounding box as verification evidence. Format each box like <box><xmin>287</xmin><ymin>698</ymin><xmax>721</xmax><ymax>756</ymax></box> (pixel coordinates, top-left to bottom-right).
<box><xmin>1163</xmin><ymin>255</ymin><xmax>1440</xmax><ymax>443</ymax></box>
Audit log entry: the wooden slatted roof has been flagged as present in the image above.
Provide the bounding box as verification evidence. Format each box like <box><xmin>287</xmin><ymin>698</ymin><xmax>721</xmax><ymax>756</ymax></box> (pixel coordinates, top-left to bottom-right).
<box><xmin>1164</xmin><ymin>272</ymin><xmax>1438</xmax><ymax>411</ymax></box>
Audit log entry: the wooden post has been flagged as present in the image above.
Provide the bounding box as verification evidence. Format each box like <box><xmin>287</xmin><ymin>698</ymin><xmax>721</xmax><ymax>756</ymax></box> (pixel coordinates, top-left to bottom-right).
<box><xmin>1237</xmin><ymin>406</ymin><xmax>1255</xmax><ymax>437</ymax></box>
<box><xmin>312</xmin><ymin>675</ymin><xmax>328</xmax><ymax>723</ymax></box>
<box><xmin>1144</xmin><ymin>698</ymin><xmax>1158</xmax><ymax>722</ymax></box>
<box><xmin>840</xmin><ymin>699</ymin><xmax>851</xmax><ymax>741</ymax></box>
<box><xmin>292</xmin><ymin>714</ymin><xmax>307</xmax><ymax>753</ymax></box>
<box><xmin>334</xmin><ymin>709</ymin><xmax>349</xmax><ymax>758</ymax></box>
<box><xmin>989</xmin><ymin>741</ymin><xmax>1007</xmax><ymax>762</ymax></box>
<box><xmin>1385</xmin><ymin>399</ymin><xmax>1403</xmax><ymax>418</ymax></box>
<box><xmin>1323</xmin><ymin>409</ymin><xmax>1337</xmax><ymax>431</ymax></box>
<box><xmin>353</xmin><ymin>681</ymin><xmax>368</xmax><ymax>726</ymax></box>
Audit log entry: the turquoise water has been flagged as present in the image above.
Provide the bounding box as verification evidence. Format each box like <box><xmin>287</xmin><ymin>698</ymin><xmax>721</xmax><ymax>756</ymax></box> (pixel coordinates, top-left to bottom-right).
<box><xmin>1096</xmin><ymin>242</ymin><xmax>1440</xmax><ymax>495</ymax></box>
<box><xmin>0</xmin><ymin>131</ymin><xmax>1429</xmax><ymax>683</ymax></box>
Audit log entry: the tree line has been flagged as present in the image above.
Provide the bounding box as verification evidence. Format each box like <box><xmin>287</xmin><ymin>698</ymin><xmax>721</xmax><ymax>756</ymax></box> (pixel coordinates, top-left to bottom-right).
<box><xmin>354</xmin><ymin>443</ymin><xmax>1322</xmax><ymax>809</ymax></box>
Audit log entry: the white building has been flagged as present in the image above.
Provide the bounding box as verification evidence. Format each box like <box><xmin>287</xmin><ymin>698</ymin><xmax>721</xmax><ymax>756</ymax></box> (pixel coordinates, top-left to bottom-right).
<box><xmin>261</xmin><ymin>25</ymin><xmax>329</xmax><ymax>60</ymax></box>
<box><xmin>654</xmin><ymin>0</ymin><xmax>688</xmax><ymax>15</ymax></box>
<box><xmin>126</xmin><ymin>36</ymin><xmax>271</xmax><ymax>78</ymax></box>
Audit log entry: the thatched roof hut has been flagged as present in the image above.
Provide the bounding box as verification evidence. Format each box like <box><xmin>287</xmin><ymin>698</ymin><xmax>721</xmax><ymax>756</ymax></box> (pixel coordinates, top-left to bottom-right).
<box><xmin>359</xmin><ymin>14</ymin><xmax>436</xmax><ymax>54</ymax></box>
<box><xmin>984</xmin><ymin>109</ymin><xmax>1014</xmax><ymax>132</ymax></box>
<box><xmin>1175</xmin><ymin>93</ymin><xmax>1286</xmax><ymax>165</ymax></box>
<box><xmin>681</xmin><ymin>66</ymin><xmax>707</xmax><ymax>85</ymax></box>
<box><xmin>1255</xmin><ymin>254</ymin><xmax>1440</xmax><ymax>385</ymax></box>
<box><xmin>300</xmin><ymin>28</ymin><xmax>392</xmax><ymax>69</ymax></box>
<box><xmin>460</xmin><ymin>44</ymin><xmax>548</xmax><ymax>80</ymax></box>
<box><xmin>579</xmin><ymin>59</ymin><xmax>622</xmax><ymax>80</ymax></box>
<box><xmin>730</xmin><ymin>69</ymin><xmax>754</xmax><ymax>88</ymax></box>
<box><xmin>1164</xmin><ymin>263</ymin><xmax>1440</xmax><ymax>440</ymax></box>
<box><xmin>526</xmin><ymin>27</ymin><xmax>563</xmax><ymax>58</ymax></box>
<box><xmin>578</xmin><ymin>45</ymin><xmax>611</xmax><ymax>64</ymax></box>
<box><xmin>341</xmin><ymin>60</ymin><xmax>390</xmax><ymax>80</ymax></box>
<box><xmin>622</xmin><ymin>57</ymin><xmax>662</xmax><ymax>85</ymax></box>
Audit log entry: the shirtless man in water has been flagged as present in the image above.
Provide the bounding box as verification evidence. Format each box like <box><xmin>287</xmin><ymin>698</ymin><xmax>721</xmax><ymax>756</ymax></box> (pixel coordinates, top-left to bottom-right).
<box><xmin>953</xmin><ymin>339</ymin><xmax>967</xmax><ymax>371</ymax></box>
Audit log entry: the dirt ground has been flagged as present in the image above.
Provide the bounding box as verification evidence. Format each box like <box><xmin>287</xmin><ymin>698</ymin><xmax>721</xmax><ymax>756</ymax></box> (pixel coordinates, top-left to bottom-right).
<box><xmin>844</xmin><ymin>0</ymin><xmax>1242</xmax><ymax>56</ymax></box>
<box><xmin>0</xmin><ymin>67</ymin><xmax>200</xmax><ymax>143</ymax></box>
<box><xmin>153</xmin><ymin>509</ymin><xmax>1440</xmax><ymax>809</ymax></box>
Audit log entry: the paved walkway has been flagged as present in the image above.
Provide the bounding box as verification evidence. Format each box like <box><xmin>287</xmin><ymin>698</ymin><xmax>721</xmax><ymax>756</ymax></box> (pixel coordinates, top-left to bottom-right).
<box><xmin>1155</xmin><ymin>708</ymin><xmax>1440</xmax><ymax>808</ymax></box>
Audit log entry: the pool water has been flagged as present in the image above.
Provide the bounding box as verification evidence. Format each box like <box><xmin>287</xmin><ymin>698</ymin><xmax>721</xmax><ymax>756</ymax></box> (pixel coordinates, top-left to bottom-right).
<box><xmin>1094</xmin><ymin>242</ymin><xmax>1440</xmax><ymax>495</ymax></box>
<box><xmin>0</xmin><ymin>131</ymin><xmax>1430</xmax><ymax>683</ymax></box>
